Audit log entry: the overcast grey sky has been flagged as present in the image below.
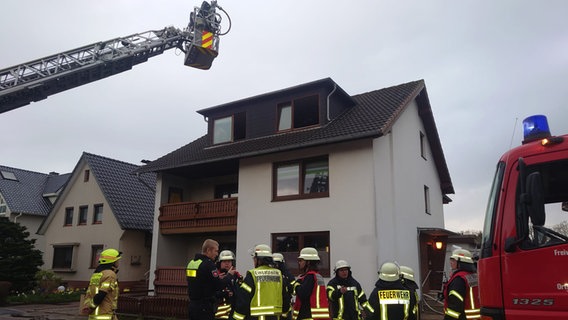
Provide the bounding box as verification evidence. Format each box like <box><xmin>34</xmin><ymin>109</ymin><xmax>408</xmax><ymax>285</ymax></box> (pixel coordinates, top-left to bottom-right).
<box><xmin>1</xmin><ymin>0</ymin><xmax>567</xmax><ymax>232</ymax></box>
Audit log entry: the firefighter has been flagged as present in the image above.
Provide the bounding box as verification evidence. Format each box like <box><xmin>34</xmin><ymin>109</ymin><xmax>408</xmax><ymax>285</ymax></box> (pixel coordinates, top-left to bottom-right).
<box><xmin>272</xmin><ymin>253</ymin><xmax>294</xmax><ymax>318</ymax></box>
<box><xmin>215</xmin><ymin>250</ymin><xmax>243</xmax><ymax>319</ymax></box>
<box><xmin>232</xmin><ymin>244</ymin><xmax>287</xmax><ymax>320</ymax></box>
<box><xmin>187</xmin><ymin>239</ymin><xmax>236</xmax><ymax>320</ymax></box>
<box><xmin>81</xmin><ymin>248</ymin><xmax>121</xmax><ymax>320</ymax></box>
<box><xmin>326</xmin><ymin>260</ymin><xmax>374</xmax><ymax>320</ymax></box>
<box><xmin>367</xmin><ymin>262</ymin><xmax>414</xmax><ymax>320</ymax></box>
<box><xmin>291</xmin><ymin>247</ymin><xmax>330</xmax><ymax>320</ymax></box>
<box><xmin>443</xmin><ymin>249</ymin><xmax>480</xmax><ymax>320</ymax></box>
<box><xmin>400</xmin><ymin>266</ymin><xmax>420</xmax><ymax>320</ymax></box>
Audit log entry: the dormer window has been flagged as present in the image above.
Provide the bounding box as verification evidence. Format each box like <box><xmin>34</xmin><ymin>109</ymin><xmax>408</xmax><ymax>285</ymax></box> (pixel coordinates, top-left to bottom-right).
<box><xmin>213</xmin><ymin>112</ymin><xmax>246</xmax><ymax>144</ymax></box>
<box><xmin>277</xmin><ymin>95</ymin><xmax>319</xmax><ymax>132</ymax></box>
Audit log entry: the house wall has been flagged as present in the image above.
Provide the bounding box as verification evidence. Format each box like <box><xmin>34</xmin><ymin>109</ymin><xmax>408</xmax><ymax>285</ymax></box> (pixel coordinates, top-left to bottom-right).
<box><xmin>12</xmin><ymin>214</ymin><xmax>46</xmax><ymax>263</ymax></box>
<box><xmin>148</xmin><ymin>173</ymin><xmax>240</xmax><ymax>290</ymax></box>
<box><xmin>203</xmin><ymin>85</ymin><xmax>350</xmax><ymax>141</ymax></box>
<box><xmin>43</xmin><ymin>162</ymin><xmax>143</xmax><ymax>284</ymax></box>
<box><xmin>235</xmin><ymin>139</ymin><xmax>379</xmax><ymax>293</ymax></box>
<box><xmin>2</xmin><ymin>206</ymin><xmax>47</xmax><ymax>261</ymax></box>
<box><xmin>373</xmin><ymin>99</ymin><xmax>446</xmax><ymax>288</ymax></box>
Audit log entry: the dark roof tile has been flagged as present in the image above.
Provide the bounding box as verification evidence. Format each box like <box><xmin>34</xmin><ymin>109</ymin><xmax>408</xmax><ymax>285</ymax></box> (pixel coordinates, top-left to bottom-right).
<box><xmin>84</xmin><ymin>153</ymin><xmax>156</xmax><ymax>231</ymax></box>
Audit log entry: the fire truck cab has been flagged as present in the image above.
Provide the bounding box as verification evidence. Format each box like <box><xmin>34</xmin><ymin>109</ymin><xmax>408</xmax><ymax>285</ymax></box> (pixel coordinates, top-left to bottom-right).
<box><xmin>479</xmin><ymin>115</ymin><xmax>568</xmax><ymax>319</ymax></box>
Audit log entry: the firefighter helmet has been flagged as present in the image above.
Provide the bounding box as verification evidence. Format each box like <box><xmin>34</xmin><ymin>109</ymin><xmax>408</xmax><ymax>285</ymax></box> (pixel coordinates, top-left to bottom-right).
<box><xmin>219</xmin><ymin>250</ymin><xmax>235</xmax><ymax>261</ymax></box>
<box><xmin>99</xmin><ymin>248</ymin><xmax>121</xmax><ymax>264</ymax></box>
<box><xmin>273</xmin><ymin>253</ymin><xmax>285</xmax><ymax>262</ymax></box>
<box><xmin>378</xmin><ymin>262</ymin><xmax>400</xmax><ymax>282</ymax></box>
<box><xmin>253</xmin><ymin>244</ymin><xmax>272</xmax><ymax>257</ymax></box>
<box><xmin>400</xmin><ymin>265</ymin><xmax>415</xmax><ymax>282</ymax></box>
<box><xmin>298</xmin><ymin>247</ymin><xmax>320</xmax><ymax>261</ymax></box>
<box><xmin>334</xmin><ymin>260</ymin><xmax>351</xmax><ymax>272</ymax></box>
<box><xmin>451</xmin><ymin>248</ymin><xmax>474</xmax><ymax>264</ymax></box>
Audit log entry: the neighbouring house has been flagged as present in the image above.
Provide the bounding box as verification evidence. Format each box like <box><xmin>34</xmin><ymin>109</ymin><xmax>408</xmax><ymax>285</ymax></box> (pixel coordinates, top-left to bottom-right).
<box><xmin>138</xmin><ymin>77</ymin><xmax>455</xmax><ymax>296</ymax></box>
<box><xmin>37</xmin><ymin>152</ymin><xmax>156</xmax><ymax>290</ymax></box>
<box><xmin>0</xmin><ymin>165</ymin><xmax>70</xmax><ymax>258</ymax></box>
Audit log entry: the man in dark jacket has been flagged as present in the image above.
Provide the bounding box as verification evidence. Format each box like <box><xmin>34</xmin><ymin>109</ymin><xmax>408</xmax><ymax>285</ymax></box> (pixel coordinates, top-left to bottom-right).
<box><xmin>327</xmin><ymin>260</ymin><xmax>373</xmax><ymax>320</ymax></box>
<box><xmin>400</xmin><ymin>265</ymin><xmax>420</xmax><ymax>320</ymax></box>
<box><xmin>368</xmin><ymin>262</ymin><xmax>414</xmax><ymax>320</ymax></box>
<box><xmin>187</xmin><ymin>239</ymin><xmax>236</xmax><ymax>320</ymax></box>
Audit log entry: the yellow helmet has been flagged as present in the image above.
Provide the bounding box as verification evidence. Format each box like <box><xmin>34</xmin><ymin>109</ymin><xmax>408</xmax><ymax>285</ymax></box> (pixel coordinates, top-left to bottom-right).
<box><xmin>99</xmin><ymin>248</ymin><xmax>121</xmax><ymax>264</ymax></box>
<box><xmin>298</xmin><ymin>247</ymin><xmax>320</xmax><ymax>261</ymax></box>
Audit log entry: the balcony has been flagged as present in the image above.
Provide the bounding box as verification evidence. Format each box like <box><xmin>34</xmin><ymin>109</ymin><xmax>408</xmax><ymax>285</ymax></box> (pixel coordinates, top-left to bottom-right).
<box><xmin>158</xmin><ymin>198</ymin><xmax>238</xmax><ymax>234</ymax></box>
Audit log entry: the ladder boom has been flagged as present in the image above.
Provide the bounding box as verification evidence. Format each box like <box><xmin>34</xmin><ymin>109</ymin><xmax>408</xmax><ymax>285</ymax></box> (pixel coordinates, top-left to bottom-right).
<box><xmin>0</xmin><ymin>27</ymin><xmax>186</xmax><ymax>113</ymax></box>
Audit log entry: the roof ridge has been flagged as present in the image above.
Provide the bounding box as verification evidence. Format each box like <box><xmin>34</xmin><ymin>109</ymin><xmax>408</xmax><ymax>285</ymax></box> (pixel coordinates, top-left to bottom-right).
<box><xmin>0</xmin><ymin>164</ymin><xmax>51</xmax><ymax>176</ymax></box>
<box><xmin>82</xmin><ymin>151</ymin><xmax>142</xmax><ymax>168</ymax></box>
<box><xmin>351</xmin><ymin>79</ymin><xmax>424</xmax><ymax>98</ymax></box>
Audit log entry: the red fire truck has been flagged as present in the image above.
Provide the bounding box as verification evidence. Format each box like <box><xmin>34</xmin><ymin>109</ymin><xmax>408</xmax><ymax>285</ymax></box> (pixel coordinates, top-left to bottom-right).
<box><xmin>478</xmin><ymin>115</ymin><xmax>568</xmax><ymax>319</ymax></box>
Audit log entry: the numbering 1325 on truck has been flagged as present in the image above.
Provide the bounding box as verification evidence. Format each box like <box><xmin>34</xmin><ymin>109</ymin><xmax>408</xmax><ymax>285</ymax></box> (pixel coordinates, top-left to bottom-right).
<box><xmin>479</xmin><ymin>115</ymin><xmax>568</xmax><ymax>319</ymax></box>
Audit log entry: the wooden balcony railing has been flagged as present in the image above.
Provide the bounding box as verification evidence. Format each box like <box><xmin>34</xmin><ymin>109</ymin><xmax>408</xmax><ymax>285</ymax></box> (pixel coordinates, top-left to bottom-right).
<box><xmin>153</xmin><ymin>266</ymin><xmax>187</xmax><ymax>296</ymax></box>
<box><xmin>158</xmin><ymin>198</ymin><xmax>238</xmax><ymax>234</ymax></box>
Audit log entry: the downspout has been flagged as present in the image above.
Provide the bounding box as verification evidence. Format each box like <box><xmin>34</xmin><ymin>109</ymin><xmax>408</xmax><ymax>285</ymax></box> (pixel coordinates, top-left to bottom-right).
<box><xmin>13</xmin><ymin>212</ymin><xmax>23</xmax><ymax>224</ymax></box>
<box><xmin>326</xmin><ymin>84</ymin><xmax>338</xmax><ymax>121</ymax></box>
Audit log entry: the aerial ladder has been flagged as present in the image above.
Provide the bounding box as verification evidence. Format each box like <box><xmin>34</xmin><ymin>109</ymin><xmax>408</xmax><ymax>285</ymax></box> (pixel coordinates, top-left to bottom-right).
<box><xmin>0</xmin><ymin>1</ymin><xmax>231</xmax><ymax>114</ymax></box>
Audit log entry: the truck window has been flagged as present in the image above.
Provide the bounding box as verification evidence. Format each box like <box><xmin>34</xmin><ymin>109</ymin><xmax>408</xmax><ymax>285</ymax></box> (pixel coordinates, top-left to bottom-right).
<box><xmin>520</xmin><ymin>159</ymin><xmax>568</xmax><ymax>249</ymax></box>
<box><xmin>481</xmin><ymin>161</ymin><xmax>505</xmax><ymax>258</ymax></box>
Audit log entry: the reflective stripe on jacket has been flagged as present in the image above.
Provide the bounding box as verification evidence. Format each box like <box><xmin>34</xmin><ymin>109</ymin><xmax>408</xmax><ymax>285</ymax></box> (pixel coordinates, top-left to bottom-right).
<box><xmin>443</xmin><ymin>270</ymin><xmax>480</xmax><ymax>320</ymax></box>
<box><xmin>84</xmin><ymin>269</ymin><xmax>119</xmax><ymax>320</ymax></box>
<box><xmin>292</xmin><ymin>271</ymin><xmax>330</xmax><ymax>320</ymax></box>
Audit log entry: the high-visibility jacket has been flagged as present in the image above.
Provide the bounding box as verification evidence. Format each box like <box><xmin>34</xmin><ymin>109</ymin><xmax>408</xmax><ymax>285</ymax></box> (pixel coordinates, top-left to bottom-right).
<box><xmin>326</xmin><ymin>274</ymin><xmax>373</xmax><ymax>320</ymax></box>
<box><xmin>215</xmin><ymin>270</ymin><xmax>242</xmax><ymax>319</ymax></box>
<box><xmin>443</xmin><ymin>270</ymin><xmax>480</xmax><ymax>320</ymax></box>
<box><xmin>401</xmin><ymin>279</ymin><xmax>420</xmax><ymax>320</ymax></box>
<box><xmin>83</xmin><ymin>269</ymin><xmax>119</xmax><ymax>320</ymax></box>
<box><xmin>233</xmin><ymin>265</ymin><xmax>284</xmax><ymax>319</ymax></box>
<box><xmin>292</xmin><ymin>271</ymin><xmax>330</xmax><ymax>320</ymax></box>
<box><xmin>368</xmin><ymin>279</ymin><xmax>413</xmax><ymax>320</ymax></box>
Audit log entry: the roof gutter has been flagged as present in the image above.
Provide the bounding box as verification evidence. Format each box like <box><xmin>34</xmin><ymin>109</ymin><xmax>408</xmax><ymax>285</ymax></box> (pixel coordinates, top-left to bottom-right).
<box><xmin>326</xmin><ymin>83</ymin><xmax>337</xmax><ymax>121</ymax></box>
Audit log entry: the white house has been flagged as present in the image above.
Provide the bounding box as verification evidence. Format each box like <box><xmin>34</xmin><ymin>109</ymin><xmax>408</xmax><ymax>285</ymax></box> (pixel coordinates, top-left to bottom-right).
<box><xmin>138</xmin><ymin>78</ymin><xmax>454</xmax><ymax>295</ymax></box>
<box><xmin>0</xmin><ymin>165</ymin><xmax>70</xmax><ymax>258</ymax></box>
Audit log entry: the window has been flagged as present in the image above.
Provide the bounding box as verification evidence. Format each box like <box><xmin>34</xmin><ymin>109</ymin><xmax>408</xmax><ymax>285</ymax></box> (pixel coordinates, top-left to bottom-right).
<box><xmin>214</xmin><ymin>183</ymin><xmax>238</xmax><ymax>199</ymax></box>
<box><xmin>213</xmin><ymin>112</ymin><xmax>246</xmax><ymax>145</ymax></box>
<box><xmin>277</xmin><ymin>95</ymin><xmax>319</xmax><ymax>132</ymax></box>
<box><xmin>90</xmin><ymin>245</ymin><xmax>104</xmax><ymax>269</ymax></box>
<box><xmin>84</xmin><ymin>170</ymin><xmax>90</xmax><ymax>182</ymax></box>
<box><xmin>272</xmin><ymin>231</ymin><xmax>330</xmax><ymax>277</ymax></box>
<box><xmin>273</xmin><ymin>157</ymin><xmax>329</xmax><ymax>201</ymax></box>
<box><xmin>93</xmin><ymin>204</ymin><xmax>103</xmax><ymax>224</ymax></box>
<box><xmin>518</xmin><ymin>159</ymin><xmax>568</xmax><ymax>250</ymax></box>
<box><xmin>424</xmin><ymin>185</ymin><xmax>431</xmax><ymax>215</ymax></box>
<box><xmin>168</xmin><ymin>187</ymin><xmax>183</xmax><ymax>203</ymax></box>
<box><xmin>78</xmin><ymin>206</ymin><xmax>88</xmax><ymax>225</ymax></box>
<box><xmin>420</xmin><ymin>131</ymin><xmax>426</xmax><ymax>159</ymax></box>
<box><xmin>64</xmin><ymin>207</ymin><xmax>74</xmax><ymax>226</ymax></box>
<box><xmin>0</xmin><ymin>195</ymin><xmax>7</xmax><ymax>214</ymax></box>
<box><xmin>52</xmin><ymin>245</ymin><xmax>77</xmax><ymax>270</ymax></box>
<box><xmin>0</xmin><ymin>171</ymin><xmax>18</xmax><ymax>181</ymax></box>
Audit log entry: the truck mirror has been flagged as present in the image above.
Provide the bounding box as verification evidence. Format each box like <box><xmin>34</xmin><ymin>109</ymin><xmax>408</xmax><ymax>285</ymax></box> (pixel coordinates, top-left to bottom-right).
<box><xmin>526</xmin><ymin>172</ymin><xmax>545</xmax><ymax>226</ymax></box>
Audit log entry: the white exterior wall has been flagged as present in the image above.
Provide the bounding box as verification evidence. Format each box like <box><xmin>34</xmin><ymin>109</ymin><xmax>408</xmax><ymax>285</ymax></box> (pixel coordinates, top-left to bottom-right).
<box><xmin>373</xmin><ymin>100</ymin><xmax>445</xmax><ymax>288</ymax></box>
<box><xmin>236</xmin><ymin>139</ymin><xmax>379</xmax><ymax>293</ymax></box>
<box><xmin>12</xmin><ymin>214</ymin><xmax>46</xmax><ymax>262</ymax></box>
